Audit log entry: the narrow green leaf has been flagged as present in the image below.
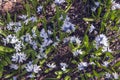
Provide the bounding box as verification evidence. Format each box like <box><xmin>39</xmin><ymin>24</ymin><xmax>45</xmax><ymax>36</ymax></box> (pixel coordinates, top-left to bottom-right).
<box><xmin>64</xmin><ymin>76</ymin><xmax>71</xmax><ymax>80</ymax></box>
<box><xmin>0</xmin><ymin>46</ymin><xmax>14</xmax><ymax>53</ymax></box>
<box><xmin>83</xmin><ymin>18</ymin><xmax>94</xmax><ymax>22</ymax></box>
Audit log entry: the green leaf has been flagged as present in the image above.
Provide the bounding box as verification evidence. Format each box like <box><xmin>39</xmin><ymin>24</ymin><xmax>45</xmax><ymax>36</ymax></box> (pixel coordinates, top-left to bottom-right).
<box><xmin>93</xmin><ymin>70</ymin><xmax>99</xmax><ymax>77</ymax></box>
<box><xmin>64</xmin><ymin>76</ymin><xmax>71</xmax><ymax>80</ymax></box>
<box><xmin>1</xmin><ymin>60</ymin><xmax>8</xmax><ymax>66</ymax></box>
<box><xmin>7</xmin><ymin>12</ymin><xmax>11</xmax><ymax>22</ymax></box>
<box><xmin>97</xmin><ymin>7</ymin><xmax>102</xmax><ymax>17</ymax></box>
<box><xmin>55</xmin><ymin>71</ymin><xmax>63</xmax><ymax>75</ymax></box>
<box><xmin>4</xmin><ymin>57</ymin><xmax>12</xmax><ymax>64</ymax></box>
<box><xmin>83</xmin><ymin>18</ymin><xmax>94</xmax><ymax>22</ymax></box>
<box><xmin>25</xmin><ymin>3</ymin><xmax>31</xmax><ymax>16</ymax></box>
<box><xmin>0</xmin><ymin>30</ymin><xmax>6</xmax><ymax>37</ymax></box>
<box><xmin>83</xmin><ymin>35</ymin><xmax>89</xmax><ymax>48</ymax></box>
<box><xmin>113</xmin><ymin>62</ymin><xmax>120</xmax><ymax>67</ymax></box>
<box><xmin>0</xmin><ymin>46</ymin><xmax>14</xmax><ymax>53</ymax></box>
<box><xmin>0</xmin><ymin>65</ymin><xmax>3</xmax><ymax>78</ymax></box>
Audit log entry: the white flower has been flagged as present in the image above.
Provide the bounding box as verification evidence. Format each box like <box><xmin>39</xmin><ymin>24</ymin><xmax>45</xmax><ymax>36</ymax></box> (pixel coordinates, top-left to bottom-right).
<box><xmin>30</xmin><ymin>40</ymin><xmax>38</xmax><ymax>50</ymax></box>
<box><xmin>32</xmin><ymin>29</ymin><xmax>37</xmax><ymax>38</ymax></box>
<box><xmin>94</xmin><ymin>2</ymin><xmax>100</xmax><ymax>7</ymax></box>
<box><xmin>27</xmin><ymin>74</ymin><xmax>35</xmax><ymax>78</ymax></box>
<box><xmin>42</xmin><ymin>38</ymin><xmax>53</xmax><ymax>47</ymax></box>
<box><xmin>61</xmin><ymin>16</ymin><xmax>75</xmax><ymax>33</ymax></box>
<box><xmin>89</xmin><ymin>62</ymin><xmax>95</xmax><ymax>65</ymax></box>
<box><xmin>95</xmin><ymin>34</ymin><xmax>110</xmax><ymax>52</ymax></box>
<box><xmin>52</xmin><ymin>42</ymin><xmax>59</xmax><ymax>47</ymax></box>
<box><xmin>33</xmin><ymin>64</ymin><xmax>41</xmax><ymax>73</ymax></box>
<box><xmin>25</xmin><ymin>62</ymin><xmax>41</xmax><ymax>73</ymax></box>
<box><xmin>47</xmin><ymin>63</ymin><xmax>56</xmax><ymax>69</ymax></box>
<box><xmin>47</xmin><ymin>30</ymin><xmax>53</xmax><ymax>35</ymax></box>
<box><xmin>73</xmin><ymin>49</ymin><xmax>83</xmax><ymax>57</ymax></box>
<box><xmin>7</xmin><ymin>22</ymin><xmax>14</xmax><ymax>30</ymax></box>
<box><xmin>89</xmin><ymin>24</ymin><xmax>95</xmax><ymax>33</ymax></box>
<box><xmin>54</xmin><ymin>0</ymin><xmax>65</xmax><ymax>4</ymax></box>
<box><xmin>40</xmin><ymin>29</ymin><xmax>48</xmax><ymax>39</ymax></box>
<box><xmin>60</xmin><ymin>62</ymin><xmax>68</xmax><ymax>71</ymax></box>
<box><xmin>24</xmin><ymin>16</ymin><xmax>37</xmax><ymax>25</ymax></box>
<box><xmin>105</xmin><ymin>72</ymin><xmax>111</xmax><ymax>79</ymax></box>
<box><xmin>37</xmin><ymin>48</ymin><xmax>47</xmax><ymax>59</ymax></box>
<box><xmin>37</xmin><ymin>6</ymin><xmax>43</xmax><ymax>13</ymax></box>
<box><xmin>37</xmin><ymin>53</ymin><xmax>47</xmax><ymax>59</ymax></box>
<box><xmin>78</xmin><ymin>62</ymin><xmax>88</xmax><ymax>71</ymax></box>
<box><xmin>4</xmin><ymin>34</ymin><xmax>19</xmax><ymax>44</ymax></box>
<box><xmin>102</xmin><ymin>61</ymin><xmax>109</xmax><ymax>67</ymax></box>
<box><xmin>13</xmin><ymin>76</ymin><xmax>17</xmax><ymax>80</ymax></box>
<box><xmin>14</xmin><ymin>41</ymin><xmax>23</xmax><ymax>52</ymax></box>
<box><xmin>91</xmin><ymin>7</ymin><xmax>97</xmax><ymax>12</ymax></box>
<box><xmin>24</xmin><ymin>33</ymin><xmax>32</xmax><ymax>43</ymax></box>
<box><xmin>111</xmin><ymin>1</ymin><xmax>120</xmax><ymax>10</ymax></box>
<box><xmin>102</xmin><ymin>46</ymin><xmax>112</xmax><ymax>52</ymax></box>
<box><xmin>10</xmin><ymin>64</ymin><xmax>18</xmax><ymax>70</ymax></box>
<box><xmin>14</xmin><ymin>43</ymin><xmax>22</xmax><ymax>52</ymax></box>
<box><xmin>18</xmin><ymin>15</ymin><xmax>27</xmax><ymax>20</ymax></box>
<box><xmin>14</xmin><ymin>26</ymin><xmax>21</xmax><ymax>32</ymax></box>
<box><xmin>70</xmin><ymin>36</ymin><xmax>81</xmax><ymax>45</ymax></box>
<box><xmin>112</xmin><ymin>72</ymin><xmax>119</xmax><ymax>79</ymax></box>
<box><xmin>62</xmin><ymin>22</ymin><xmax>75</xmax><ymax>33</ymax></box>
<box><xmin>30</xmin><ymin>16</ymin><xmax>37</xmax><ymax>23</ymax></box>
<box><xmin>10</xmin><ymin>35</ymin><xmax>19</xmax><ymax>44</ymax></box>
<box><xmin>12</xmin><ymin>52</ymin><xmax>27</xmax><ymax>63</ymax></box>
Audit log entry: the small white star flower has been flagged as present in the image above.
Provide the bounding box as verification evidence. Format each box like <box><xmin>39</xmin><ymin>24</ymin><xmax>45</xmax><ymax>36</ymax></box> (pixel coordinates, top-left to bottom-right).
<box><xmin>40</xmin><ymin>29</ymin><xmax>48</xmax><ymax>39</ymax></box>
<box><xmin>62</xmin><ymin>22</ymin><xmax>75</xmax><ymax>33</ymax></box>
<box><xmin>102</xmin><ymin>61</ymin><xmax>109</xmax><ymax>67</ymax></box>
<box><xmin>54</xmin><ymin>0</ymin><xmax>65</xmax><ymax>4</ymax></box>
<box><xmin>89</xmin><ymin>24</ymin><xmax>95</xmax><ymax>33</ymax></box>
<box><xmin>94</xmin><ymin>2</ymin><xmax>100</xmax><ymax>7</ymax></box>
<box><xmin>73</xmin><ymin>49</ymin><xmax>83</xmax><ymax>57</ymax></box>
<box><xmin>10</xmin><ymin>64</ymin><xmax>18</xmax><ymax>70</ymax></box>
<box><xmin>32</xmin><ymin>29</ymin><xmax>37</xmax><ymax>38</ymax></box>
<box><xmin>4</xmin><ymin>35</ymin><xmax>19</xmax><ymax>44</ymax></box>
<box><xmin>37</xmin><ymin>6</ymin><xmax>43</xmax><ymax>14</ymax></box>
<box><xmin>91</xmin><ymin>7</ymin><xmax>97</xmax><ymax>12</ymax></box>
<box><xmin>78</xmin><ymin>62</ymin><xmax>88</xmax><ymax>71</ymax></box>
<box><xmin>62</xmin><ymin>16</ymin><xmax>75</xmax><ymax>33</ymax></box>
<box><xmin>25</xmin><ymin>62</ymin><xmax>41</xmax><ymax>73</ymax></box>
<box><xmin>70</xmin><ymin>36</ymin><xmax>81</xmax><ymax>45</ymax></box>
<box><xmin>60</xmin><ymin>62</ymin><xmax>68</xmax><ymax>71</ymax></box>
<box><xmin>95</xmin><ymin>34</ymin><xmax>111</xmax><ymax>52</ymax></box>
<box><xmin>47</xmin><ymin>63</ymin><xmax>56</xmax><ymax>69</ymax></box>
<box><xmin>105</xmin><ymin>72</ymin><xmax>111</xmax><ymax>79</ymax></box>
<box><xmin>12</xmin><ymin>52</ymin><xmax>27</xmax><ymax>63</ymax></box>
<box><xmin>42</xmin><ymin>38</ymin><xmax>53</xmax><ymax>47</ymax></box>
<box><xmin>6</xmin><ymin>22</ymin><xmax>14</xmax><ymax>30</ymax></box>
<box><xmin>23</xmin><ymin>33</ymin><xmax>32</xmax><ymax>43</ymax></box>
<box><xmin>14</xmin><ymin>43</ymin><xmax>22</xmax><ymax>52</ymax></box>
<box><xmin>18</xmin><ymin>15</ymin><xmax>27</xmax><ymax>20</ymax></box>
<box><xmin>30</xmin><ymin>40</ymin><xmax>38</xmax><ymax>50</ymax></box>
<box><xmin>112</xmin><ymin>72</ymin><xmax>119</xmax><ymax>79</ymax></box>
<box><xmin>111</xmin><ymin>1</ymin><xmax>120</xmax><ymax>10</ymax></box>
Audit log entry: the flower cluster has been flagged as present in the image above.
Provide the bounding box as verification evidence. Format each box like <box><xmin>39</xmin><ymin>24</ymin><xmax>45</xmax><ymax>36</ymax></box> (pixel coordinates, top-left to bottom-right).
<box><xmin>61</xmin><ymin>16</ymin><xmax>75</xmax><ymax>33</ymax></box>
<box><xmin>111</xmin><ymin>1</ymin><xmax>120</xmax><ymax>10</ymax></box>
<box><xmin>95</xmin><ymin>34</ymin><xmax>112</xmax><ymax>52</ymax></box>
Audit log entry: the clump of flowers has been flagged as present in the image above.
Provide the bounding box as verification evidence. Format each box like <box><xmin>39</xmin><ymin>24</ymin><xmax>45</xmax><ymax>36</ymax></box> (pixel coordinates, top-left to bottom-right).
<box><xmin>94</xmin><ymin>34</ymin><xmax>112</xmax><ymax>52</ymax></box>
<box><xmin>61</xmin><ymin>16</ymin><xmax>75</xmax><ymax>33</ymax></box>
<box><xmin>111</xmin><ymin>0</ymin><xmax>120</xmax><ymax>10</ymax></box>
